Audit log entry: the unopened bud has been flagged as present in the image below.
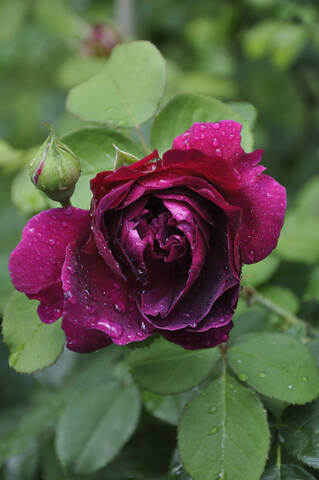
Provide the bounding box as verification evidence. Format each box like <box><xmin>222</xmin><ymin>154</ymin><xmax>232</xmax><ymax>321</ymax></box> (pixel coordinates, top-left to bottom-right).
<box><xmin>29</xmin><ymin>129</ymin><xmax>81</xmax><ymax>206</ymax></box>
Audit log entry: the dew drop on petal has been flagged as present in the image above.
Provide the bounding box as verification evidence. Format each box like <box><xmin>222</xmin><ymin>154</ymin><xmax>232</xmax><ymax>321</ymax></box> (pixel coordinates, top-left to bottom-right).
<box><xmin>114</xmin><ymin>301</ymin><xmax>126</xmax><ymax>313</ymax></box>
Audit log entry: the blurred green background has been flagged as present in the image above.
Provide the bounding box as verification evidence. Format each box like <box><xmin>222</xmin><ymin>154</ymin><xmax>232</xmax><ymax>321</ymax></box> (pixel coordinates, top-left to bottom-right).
<box><xmin>1</xmin><ymin>0</ymin><xmax>319</xmax><ymax>477</ymax></box>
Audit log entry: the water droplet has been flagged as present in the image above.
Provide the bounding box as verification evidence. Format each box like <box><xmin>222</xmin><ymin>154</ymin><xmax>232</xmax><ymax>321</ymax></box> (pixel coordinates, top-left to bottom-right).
<box><xmin>114</xmin><ymin>302</ymin><xmax>126</xmax><ymax>313</ymax></box>
<box><xmin>212</xmin><ymin>123</ymin><xmax>220</xmax><ymax>130</ymax></box>
<box><xmin>113</xmin><ymin>283</ymin><xmax>121</xmax><ymax>290</ymax></box>
<box><xmin>200</xmin><ymin>124</ymin><xmax>206</xmax><ymax>131</ymax></box>
<box><xmin>96</xmin><ymin>321</ymin><xmax>123</xmax><ymax>339</ymax></box>
<box><xmin>213</xmin><ymin>138</ymin><xmax>219</xmax><ymax>147</ymax></box>
<box><xmin>48</xmin><ymin>238</ymin><xmax>56</xmax><ymax>245</ymax></box>
<box><xmin>288</xmin><ymin>384</ymin><xmax>293</xmax><ymax>390</ymax></box>
<box><xmin>28</xmin><ymin>227</ymin><xmax>35</xmax><ymax>233</ymax></box>
<box><xmin>236</xmin><ymin>359</ymin><xmax>242</xmax><ymax>364</ymax></box>
<box><xmin>239</xmin><ymin>373</ymin><xmax>248</xmax><ymax>382</ymax></box>
<box><xmin>208</xmin><ymin>426</ymin><xmax>219</xmax><ymax>436</ymax></box>
<box><xmin>215</xmin><ymin>148</ymin><xmax>222</xmax><ymax>156</ymax></box>
<box><xmin>208</xmin><ymin>406</ymin><xmax>217</xmax><ymax>414</ymax></box>
<box><xmin>258</xmin><ymin>371</ymin><xmax>266</xmax><ymax>379</ymax></box>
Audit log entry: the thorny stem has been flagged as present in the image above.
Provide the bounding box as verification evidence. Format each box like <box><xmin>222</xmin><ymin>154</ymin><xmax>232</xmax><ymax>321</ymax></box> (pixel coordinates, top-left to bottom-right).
<box><xmin>135</xmin><ymin>125</ymin><xmax>151</xmax><ymax>156</ymax></box>
<box><xmin>241</xmin><ymin>285</ymin><xmax>310</xmax><ymax>332</ymax></box>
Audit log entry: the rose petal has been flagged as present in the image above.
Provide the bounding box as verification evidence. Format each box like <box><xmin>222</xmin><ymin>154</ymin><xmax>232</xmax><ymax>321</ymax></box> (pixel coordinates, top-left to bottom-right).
<box><xmin>162</xmin><ymin>322</ymin><xmax>233</xmax><ymax>350</ymax></box>
<box><xmin>9</xmin><ymin>207</ymin><xmax>90</xmax><ymax>323</ymax></box>
<box><xmin>172</xmin><ymin>121</ymin><xmax>243</xmax><ymax>161</ymax></box>
<box><xmin>170</xmin><ymin>124</ymin><xmax>286</xmax><ymax>263</ymax></box>
<box><xmin>62</xmin><ymin>242</ymin><xmax>155</xmax><ymax>352</ymax></box>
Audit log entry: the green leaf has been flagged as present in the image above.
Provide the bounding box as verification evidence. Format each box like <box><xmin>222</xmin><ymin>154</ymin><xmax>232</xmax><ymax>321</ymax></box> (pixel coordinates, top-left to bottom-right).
<box><xmin>262</xmin><ymin>464</ymin><xmax>317</xmax><ymax>479</ymax></box>
<box><xmin>62</xmin><ymin>127</ymin><xmax>143</xmax><ymax>175</ymax></box>
<box><xmin>3</xmin><ymin>441</ymin><xmax>38</xmax><ymax>480</ymax></box>
<box><xmin>281</xmin><ymin>400</ymin><xmax>319</xmax><ymax>470</ymax></box>
<box><xmin>296</xmin><ymin>176</ymin><xmax>319</xmax><ymax>219</ymax></box>
<box><xmin>228</xmin><ymin>333</ymin><xmax>319</xmax><ymax>404</ymax></box>
<box><xmin>0</xmin><ymin>392</ymin><xmax>61</xmax><ymax>465</ymax></box>
<box><xmin>67</xmin><ymin>41</ymin><xmax>166</xmax><ymax>128</ymax></box>
<box><xmin>227</xmin><ymin>102</ymin><xmax>258</xmax><ymax>128</ymax></box>
<box><xmin>128</xmin><ymin>337</ymin><xmax>220</xmax><ymax>394</ymax></box>
<box><xmin>259</xmin><ymin>285</ymin><xmax>299</xmax><ymax>314</ymax></box>
<box><xmin>143</xmin><ymin>389</ymin><xmax>195</xmax><ymax>426</ymax></box>
<box><xmin>150</xmin><ymin>94</ymin><xmax>253</xmax><ymax>155</ymax></box>
<box><xmin>276</xmin><ymin>212</ymin><xmax>319</xmax><ymax>264</ymax></box>
<box><xmin>11</xmin><ymin>168</ymin><xmax>49</xmax><ymax>214</ymax></box>
<box><xmin>2</xmin><ymin>292</ymin><xmax>65</xmax><ymax>373</ymax></box>
<box><xmin>303</xmin><ymin>266</ymin><xmax>319</xmax><ymax>302</ymax></box>
<box><xmin>169</xmin><ymin>450</ymin><xmax>194</xmax><ymax>479</ymax></box>
<box><xmin>55</xmin><ymin>381</ymin><xmax>141</xmax><ymax>475</ymax></box>
<box><xmin>178</xmin><ymin>375</ymin><xmax>270</xmax><ymax>480</ymax></box>
<box><xmin>56</xmin><ymin>127</ymin><xmax>143</xmax><ymax>209</ymax></box>
<box><xmin>242</xmin><ymin>254</ymin><xmax>280</xmax><ymax>287</ymax></box>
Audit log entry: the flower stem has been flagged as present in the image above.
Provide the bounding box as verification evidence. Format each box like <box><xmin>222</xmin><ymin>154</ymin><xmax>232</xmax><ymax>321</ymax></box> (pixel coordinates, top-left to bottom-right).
<box><xmin>135</xmin><ymin>125</ymin><xmax>151</xmax><ymax>156</ymax></box>
<box><xmin>241</xmin><ymin>285</ymin><xmax>306</xmax><ymax>330</ymax></box>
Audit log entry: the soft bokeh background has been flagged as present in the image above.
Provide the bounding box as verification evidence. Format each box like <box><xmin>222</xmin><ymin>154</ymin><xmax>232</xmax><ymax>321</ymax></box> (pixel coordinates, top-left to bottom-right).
<box><xmin>1</xmin><ymin>0</ymin><xmax>319</xmax><ymax>478</ymax></box>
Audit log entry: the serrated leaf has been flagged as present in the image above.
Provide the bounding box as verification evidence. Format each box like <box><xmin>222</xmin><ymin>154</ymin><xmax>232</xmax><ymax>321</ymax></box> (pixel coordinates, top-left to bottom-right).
<box><xmin>2</xmin><ymin>292</ymin><xmax>65</xmax><ymax>374</ymax></box>
<box><xmin>67</xmin><ymin>41</ymin><xmax>166</xmax><ymax>128</ymax></box>
<box><xmin>150</xmin><ymin>93</ymin><xmax>253</xmax><ymax>155</ymax></box>
<box><xmin>128</xmin><ymin>337</ymin><xmax>219</xmax><ymax>394</ymax></box>
<box><xmin>55</xmin><ymin>381</ymin><xmax>141</xmax><ymax>475</ymax></box>
<box><xmin>228</xmin><ymin>333</ymin><xmax>319</xmax><ymax>404</ymax></box>
<box><xmin>178</xmin><ymin>374</ymin><xmax>270</xmax><ymax>480</ymax></box>
<box><xmin>281</xmin><ymin>400</ymin><xmax>319</xmax><ymax>470</ymax></box>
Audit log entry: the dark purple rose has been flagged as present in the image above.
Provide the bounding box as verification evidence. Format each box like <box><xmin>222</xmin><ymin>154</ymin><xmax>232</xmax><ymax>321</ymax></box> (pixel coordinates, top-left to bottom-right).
<box><xmin>9</xmin><ymin>121</ymin><xmax>286</xmax><ymax>352</ymax></box>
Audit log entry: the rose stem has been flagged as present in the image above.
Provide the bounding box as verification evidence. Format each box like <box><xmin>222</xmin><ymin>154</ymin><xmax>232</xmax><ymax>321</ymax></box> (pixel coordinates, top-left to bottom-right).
<box><xmin>135</xmin><ymin>125</ymin><xmax>151</xmax><ymax>155</ymax></box>
<box><xmin>241</xmin><ymin>285</ymin><xmax>309</xmax><ymax>331</ymax></box>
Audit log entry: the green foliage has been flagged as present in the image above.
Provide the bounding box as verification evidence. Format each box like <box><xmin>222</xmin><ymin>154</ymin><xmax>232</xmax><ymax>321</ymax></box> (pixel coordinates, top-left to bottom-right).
<box><xmin>281</xmin><ymin>400</ymin><xmax>319</xmax><ymax>470</ymax></box>
<box><xmin>67</xmin><ymin>41</ymin><xmax>166</xmax><ymax>128</ymax></box>
<box><xmin>228</xmin><ymin>333</ymin><xmax>319</xmax><ymax>404</ymax></box>
<box><xmin>128</xmin><ymin>337</ymin><xmax>220</xmax><ymax>394</ymax></box>
<box><xmin>151</xmin><ymin>94</ymin><xmax>253</xmax><ymax>155</ymax></box>
<box><xmin>1</xmin><ymin>2</ymin><xmax>319</xmax><ymax>478</ymax></box>
<box><xmin>178</xmin><ymin>374</ymin><xmax>270</xmax><ymax>480</ymax></box>
<box><xmin>55</xmin><ymin>381</ymin><xmax>141</xmax><ymax>475</ymax></box>
<box><xmin>2</xmin><ymin>292</ymin><xmax>65</xmax><ymax>373</ymax></box>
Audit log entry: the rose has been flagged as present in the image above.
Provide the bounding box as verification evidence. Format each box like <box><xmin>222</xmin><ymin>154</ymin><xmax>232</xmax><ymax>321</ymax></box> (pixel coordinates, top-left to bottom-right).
<box><xmin>9</xmin><ymin>121</ymin><xmax>286</xmax><ymax>353</ymax></box>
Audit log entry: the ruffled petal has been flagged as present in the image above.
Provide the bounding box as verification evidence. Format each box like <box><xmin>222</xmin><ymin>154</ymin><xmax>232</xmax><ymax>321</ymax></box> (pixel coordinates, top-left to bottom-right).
<box><xmin>170</xmin><ymin>123</ymin><xmax>286</xmax><ymax>263</ymax></box>
<box><xmin>62</xmin><ymin>242</ymin><xmax>155</xmax><ymax>352</ymax></box>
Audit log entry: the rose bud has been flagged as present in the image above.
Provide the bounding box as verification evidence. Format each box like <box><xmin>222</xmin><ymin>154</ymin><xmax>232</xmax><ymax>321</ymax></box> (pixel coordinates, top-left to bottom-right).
<box><xmin>10</xmin><ymin>121</ymin><xmax>286</xmax><ymax>353</ymax></box>
<box><xmin>29</xmin><ymin>130</ymin><xmax>81</xmax><ymax>206</ymax></box>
